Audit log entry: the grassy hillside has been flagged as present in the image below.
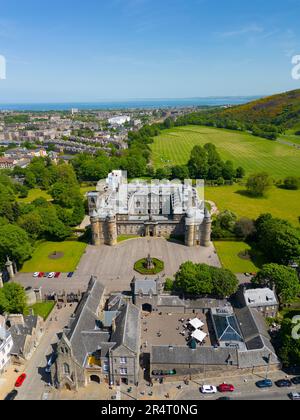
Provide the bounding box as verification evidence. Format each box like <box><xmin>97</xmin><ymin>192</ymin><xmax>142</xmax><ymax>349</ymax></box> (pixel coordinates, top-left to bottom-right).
<box><xmin>218</xmin><ymin>89</ymin><xmax>300</xmax><ymax>130</ymax></box>
<box><xmin>151</xmin><ymin>126</ymin><xmax>300</xmax><ymax>179</ymax></box>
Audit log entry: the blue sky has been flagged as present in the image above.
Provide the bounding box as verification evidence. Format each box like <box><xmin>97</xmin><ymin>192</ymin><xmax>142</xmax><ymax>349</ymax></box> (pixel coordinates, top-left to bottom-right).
<box><xmin>0</xmin><ymin>0</ymin><xmax>299</xmax><ymax>102</ymax></box>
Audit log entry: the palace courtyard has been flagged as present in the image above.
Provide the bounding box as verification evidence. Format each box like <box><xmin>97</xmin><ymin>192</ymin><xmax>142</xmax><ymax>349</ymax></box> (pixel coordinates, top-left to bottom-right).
<box><xmin>14</xmin><ymin>238</ymin><xmax>221</xmax><ymax>295</ymax></box>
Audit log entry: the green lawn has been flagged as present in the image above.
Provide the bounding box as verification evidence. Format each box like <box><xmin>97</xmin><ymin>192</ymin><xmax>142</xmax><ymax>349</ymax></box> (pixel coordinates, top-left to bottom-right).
<box><xmin>150</xmin><ymin>126</ymin><xmax>300</xmax><ymax>179</ymax></box>
<box><xmin>18</xmin><ymin>188</ymin><xmax>52</xmax><ymax>204</ymax></box>
<box><xmin>21</xmin><ymin>241</ymin><xmax>87</xmax><ymax>273</ymax></box>
<box><xmin>25</xmin><ymin>301</ymin><xmax>55</xmax><ymax>320</ymax></box>
<box><xmin>214</xmin><ymin>241</ymin><xmax>261</xmax><ymax>273</ymax></box>
<box><xmin>117</xmin><ymin>235</ymin><xmax>139</xmax><ymax>243</ymax></box>
<box><xmin>204</xmin><ymin>184</ymin><xmax>300</xmax><ymax>226</ymax></box>
<box><xmin>80</xmin><ymin>184</ymin><xmax>97</xmax><ymax>197</ymax></box>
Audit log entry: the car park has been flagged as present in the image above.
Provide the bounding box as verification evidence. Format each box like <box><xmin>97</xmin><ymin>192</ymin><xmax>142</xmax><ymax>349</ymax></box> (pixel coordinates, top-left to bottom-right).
<box><xmin>218</xmin><ymin>384</ymin><xmax>235</xmax><ymax>393</ymax></box>
<box><xmin>15</xmin><ymin>374</ymin><xmax>27</xmax><ymax>388</ymax></box>
<box><xmin>275</xmin><ymin>379</ymin><xmax>292</xmax><ymax>388</ymax></box>
<box><xmin>4</xmin><ymin>390</ymin><xmax>18</xmax><ymax>400</ymax></box>
<box><xmin>200</xmin><ymin>385</ymin><xmax>217</xmax><ymax>394</ymax></box>
<box><xmin>291</xmin><ymin>376</ymin><xmax>300</xmax><ymax>385</ymax></box>
<box><xmin>289</xmin><ymin>392</ymin><xmax>300</xmax><ymax>401</ymax></box>
<box><xmin>256</xmin><ymin>379</ymin><xmax>273</xmax><ymax>388</ymax></box>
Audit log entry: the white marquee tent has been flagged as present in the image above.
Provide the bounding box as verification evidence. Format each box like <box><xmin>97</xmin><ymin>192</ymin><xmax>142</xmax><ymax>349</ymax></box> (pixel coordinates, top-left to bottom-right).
<box><xmin>191</xmin><ymin>330</ymin><xmax>207</xmax><ymax>343</ymax></box>
<box><xmin>189</xmin><ymin>318</ymin><xmax>204</xmax><ymax>330</ymax></box>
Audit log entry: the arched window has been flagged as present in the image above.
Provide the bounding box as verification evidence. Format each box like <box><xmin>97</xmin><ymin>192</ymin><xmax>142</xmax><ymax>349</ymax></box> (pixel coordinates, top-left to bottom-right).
<box><xmin>63</xmin><ymin>363</ymin><xmax>70</xmax><ymax>375</ymax></box>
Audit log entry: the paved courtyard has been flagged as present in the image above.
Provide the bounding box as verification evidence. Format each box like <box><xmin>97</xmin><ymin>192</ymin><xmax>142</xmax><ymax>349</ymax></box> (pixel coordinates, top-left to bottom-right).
<box><xmin>14</xmin><ymin>238</ymin><xmax>221</xmax><ymax>294</ymax></box>
<box><xmin>141</xmin><ymin>312</ymin><xmax>211</xmax><ymax>350</ymax></box>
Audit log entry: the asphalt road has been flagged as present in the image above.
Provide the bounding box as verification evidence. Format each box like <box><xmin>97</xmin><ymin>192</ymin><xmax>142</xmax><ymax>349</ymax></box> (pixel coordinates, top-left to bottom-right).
<box><xmin>15</xmin><ymin>304</ymin><xmax>75</xmax><ymax>401</ymax></box>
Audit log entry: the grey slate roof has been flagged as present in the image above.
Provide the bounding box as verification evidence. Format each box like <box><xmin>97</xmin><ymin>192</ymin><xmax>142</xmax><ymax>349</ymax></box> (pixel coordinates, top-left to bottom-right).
<box><xmin>157</xmin><ymin>295</ymin><xmax>228</xmax><ymax>309</ymax></box>
<box><xmin>134</xmin><ymin>278</ymin><xmax>158</xmax><ymax>296</ymax></box>
<box><xmin>111</xmin><ymin>303</ymin><xmax>141</xmax><ymax>354</ymax></box>
<box><xmin>9</xmin><ymin>315</ymin><xmax>39</xmax><ymax>356</ymax></box>
<box><xmin>243</xmin><ymin>288</ymin><xmax>278</xmax><ymax>308</ymax></box>
<box><xmin>151</xmin><ymin>346</ymin><xmax>239</xmax><ymax>366</ymax></box>
<box><xmin>67</xmin><ymin>278</ymin><xmax>107</xmax><ymax>366</ymax></box>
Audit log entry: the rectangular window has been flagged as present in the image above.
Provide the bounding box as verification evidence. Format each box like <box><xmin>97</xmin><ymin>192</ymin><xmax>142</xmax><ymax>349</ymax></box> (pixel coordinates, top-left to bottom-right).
<box><xmin>120</xmin><ymin>357</ymin><xmax>127</xmax><ymax>365</ymax></box>
<box><xmin>120</xmin><ymin>368</ymin><xmax>128</xmax><ymax>375</ymax></box>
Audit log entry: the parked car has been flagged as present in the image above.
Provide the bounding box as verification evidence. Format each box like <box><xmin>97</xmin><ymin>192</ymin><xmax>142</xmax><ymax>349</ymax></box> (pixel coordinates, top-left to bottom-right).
<box><xmin>33</xmin><ymin>272</ymin><xmax>40</xmax><ymax>278</ymax></box>
<box><xmin>218</xmin><ymin>383</ymin><xmax>235</xmax><ymax>393</ymax></box>
<box><xmin>256</xmin><ymin>379</ymin><xmax>273</xmax><ymax>389</ymax></box>
<box><xmin>44</xmin><ymin>273</ymin><xmax>50</xmax><ymax>278</ymax></box>
<box><xmin>275</xmin><ymin>379</ymin><xmax>292</xmax><ymax>388</ymax></box>
<box><xmin>4</xmin><ymin>390</ymin><xmax>18</xmax><ymax>400</ymax></box>
<box><xmin>67</xmin><ymin>272</ymin><xmax>74</xmax><ymax>278</ymax></box>
<box><xmin>289</xmin><ymin>392</ymin><xmax>300</xmax><ymax>400</ymax></box>
<box><xmin>38</xmin><ymin>272</ymin><xmax>44</xmax><ymax>278</ymax></box>
<box><xmin>55</xmin><ymin>272</ymin><xmax>61</xmax><ymax>278</ymax></box>
<box><xmin>291</xmin><ymin>376</ymin><xmax>300</xmax><ymax>385</ymax></box>
<box><xmin>200</xmin><ymin>385</ymin><xmax>217</xmax><ymax>394</ymax></box>
<box><xmin>48</xmin><ymin>272</ymin><xmax>56</xmax><ymax>279</ymax></box>
<box><xmin>15</xmin><ymin>374</ymin><xmax>27</xmax><ymax>388</ymax></box>
<box><xmin>244</xmin><ymin>273</ymin><xmax>251</xmax><ymax>277</ymax></box>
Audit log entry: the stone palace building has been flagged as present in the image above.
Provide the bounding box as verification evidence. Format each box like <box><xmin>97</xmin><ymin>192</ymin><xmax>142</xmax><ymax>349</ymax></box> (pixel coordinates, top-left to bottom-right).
<box><xmin>88</xmin><ymin>171</ymin><xmax>212</xmax><ymax>247</ymax></box>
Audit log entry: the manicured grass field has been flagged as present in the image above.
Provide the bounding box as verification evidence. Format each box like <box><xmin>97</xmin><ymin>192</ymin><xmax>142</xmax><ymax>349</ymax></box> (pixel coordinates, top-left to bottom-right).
<box><xmin>204</xmin><ymin>184</ymin><xmax>300</xmax><ymax>226</ymax></box>
<box><xmin>18</xmin><ymin>188</ymin><xmax>52</xmax><ymax>204</ymax></box>
<box><xmin>150</xmin><ymin>126</ymin><xmax>300</xmax><ymax>179</ymax></box>
<box><xmin>214</xmin><ymin>241</ymin><xmax>261</xmax><ymax>274</ymax></box>
<box><xmin>25</xmin><ymin>302</ymin><xmax>55</xmax><ymax>320</ymax></box>
<box><xmin>21</xmin><ymin>241</ymin><xmax>87</xmax><ymax>273</ymax></box>
<box><xmin>117</xmin><ymin>235</ymin><xmax>139</xmax><ymax>243</ymax></box>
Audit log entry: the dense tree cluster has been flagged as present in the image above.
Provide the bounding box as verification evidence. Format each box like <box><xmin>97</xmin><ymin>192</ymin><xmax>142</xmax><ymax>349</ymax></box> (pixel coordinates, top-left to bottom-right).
<box><xmin>279</xmin><ymin>318</ymin><xmax>300</xmax><ymax>368</ymax></box>
<box><xmin>254</xmin><ymin>214</ymin><xmax>300</xmax><ymax>265</ymax></box>
<box><xmin>174</xmin><ymin>261</ymin><xmax>239</xmax><ymax>298</ymax></box>
<box><xmin>0</xmin><ymin>283</ymin><xmax>27</xmax><ymax>314</ymax></box>
<box><xmin>252</xmin><ymin>264</ymin><xmax>300</xmax><ymax>304</ymax></box>
<box><xmin>212</xmin><ymin>210</ymin><xmax>255</xmax><ymax>240</ymax></box>
<box><xmin>0</xmin><ymin>160</ymin><xmax>85</xmax><ymax>269</ymax></box>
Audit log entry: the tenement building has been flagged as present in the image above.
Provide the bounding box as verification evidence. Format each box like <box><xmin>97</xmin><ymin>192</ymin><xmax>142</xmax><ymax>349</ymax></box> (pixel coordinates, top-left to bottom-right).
<box><xmin>88</xmin><ymin>171</ymin><xmax>212</xmax><ymax>247</ymax></box>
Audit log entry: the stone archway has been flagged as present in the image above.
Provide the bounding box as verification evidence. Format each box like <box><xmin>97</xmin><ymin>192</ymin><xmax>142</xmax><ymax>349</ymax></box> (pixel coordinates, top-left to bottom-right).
<box><xmin>90</xmin><ymin>375</ymin><xmax>101</xmax><ymax>384</ymax></box>
<box><xmin>142</xmin><ymin>303</ymin><xmax>153</xmax><ymax>313</ymax></box>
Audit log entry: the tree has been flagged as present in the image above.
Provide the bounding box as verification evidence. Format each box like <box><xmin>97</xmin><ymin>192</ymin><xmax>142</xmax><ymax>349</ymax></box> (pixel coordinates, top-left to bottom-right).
<box><xmin>246</xmin><ymin>172</ymin><xmax>273</xmax><ymax>197</ymax></box>
<box><xmin>222</xmin><ymin>160</ymin><xmax>235</xmax><ymax>180</ymax></box>
<box><xmin>236</xmin><ymin>166</ymin><xmax>246</xmax><ymax>179</ymax></box>
<box><xmin>174</xmin><ymin>262</ymin><xmax>238</xmax><ymax>297</ymax></box>
<box><xmin>234</xmin><ymin>217</ymin><xmax>256</xmax><ymax>239</ymax></box>
<box><xmin>283</xmin><ymin>176</ymin><xmax>300</xmax><ymax>190</ymax></box>
<box><xmin>211</xmin><ymin>267</ymin><xmax>239</xmax><ymax>298</ymax></box>
<box><xmin>252</xmin><ymin>264</ymin><xmax>300</xmax><ymax>303</ymax></box>
<box><xmin>255</xmin><ymin>214</ymin><xmax>300</xmax><ymax>265</ymax></box>
<box><xmin>50</xmin><ymin>182</ymin><xmax>82</xmax><ymax>208</ymax></box>
<box><xmin>171</xmin><ymin>165</ymin><xmax>190</xmax><ymax>180</ymax></box>
<box><xmin>18</xmin><ymin>211</ymin><xmax>43</xmax><ymax>239</ymax></box>
<box><xmin>0</xmin><ymin>224</ymin><xmax>33</xmax><ymax>268</ymax></box>
<box><xmin>279</xmin><ymin>318</ymin><xmax>300</xmax><ymax>367</ymax></box>
<box><xmin>188</xmin><ymin>146</ymin><xmax>209</xmax><ymax>179</ymax></box>
<box><xmin>0</xmin><ymin>283</ymin><xmax>27</xmax><ymax>314</ymax></box>
<box><xmin>279</xmin><ymin>317</ymin><xmax>300</xmax><ymax>367</ymax></box>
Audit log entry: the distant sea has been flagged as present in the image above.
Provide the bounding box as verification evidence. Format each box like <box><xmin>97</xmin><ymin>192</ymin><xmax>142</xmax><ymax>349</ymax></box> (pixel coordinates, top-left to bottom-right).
<box><xmin>0</xmin><ymin>96</ymin><xmax>260</xmax><ymax>112</ymax></box>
